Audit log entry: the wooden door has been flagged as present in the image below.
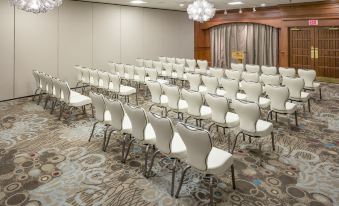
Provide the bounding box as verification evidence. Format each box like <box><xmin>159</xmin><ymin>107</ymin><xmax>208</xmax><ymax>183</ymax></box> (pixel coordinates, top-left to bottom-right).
<box><xmin>314</xmin><ymin>27</ymin><xmax>339</xmax><ymax>78</ymax></box>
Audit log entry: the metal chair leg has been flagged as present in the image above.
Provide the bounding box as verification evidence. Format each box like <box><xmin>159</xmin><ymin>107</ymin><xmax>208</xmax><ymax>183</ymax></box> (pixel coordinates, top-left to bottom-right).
<box><xmin>90</xmin><ymin>104</ymin><xmax>94</xmax><ymax>118</ymax></box>
<box><xmin>102</xmin><ymin>125</ymin><xmax>110</xmax><ymax>151</ymax></box>
<box><xmin>147</xmin><ymin>150</ymin><xmax>160</xmax><ymax>178</ymax></box>
<box><xmin>105</xmin><ymin>129</ymin><xmax>115</xmax><ymax>151</ymax></box>
<box><xmin>319</xmin><ymin>87</ymin><xmax>322</xmax><ymax>100</ymax></box>
<box><xmin>44</xmin><ymin>96</ymin><xmax>50</xmax><ymax>109</ymax></box>
<box><xmin>271</xmin><ymin>131</ymin><xmax>275</xmax><ymax>151</ymax></box>
<box><xmin>58</xmin><ymin>103</ymin><xmax>65</xmax><ymax>120</ymax></box>
<box><xmin>143</xmin><ymin>145</ymin><xmax>150</xmax><ymax>177</ymax></box>
<box><xmin>122</xmin><ymin>138</ymin><xmax>135</xmax><ymax>163</ymax></box>
<box><xmin>231</xmin><ymin>131</ymin><xmax>242</xmax><ymax>154</ymax></box>
<box><xmin>136</xmin><ymin>93</ymin><xmax>138</xmax><ymax>105</ymax></box>
<box><xmin>209</xmin><ymin>176</ymin><xmax>214</xmax><ymax>206</ymax></box>
<box><xmin>37</xmin><ymin>91</ymin><xmax>43</xmax><ymax>105</ymax></box>
<box><xmin>231</xmin><ymin>165</ymin><xmax>236</xmax><ymax>190</ymax></box>
<box><xmin>171</xmin><ymin>159</ymin><xmax>177</xmax><ymax>196</ymax></box>
<box><xmin>175</xmin><ymin>165</ymin><xmax>191</xmax><ymax>198</ymax></box>
<box><xmin>89</xmin><ymin>121</ymin><xmax>99</xmax><ymax>142</ymax></box>
<box><xmin>32</xmin><ymin>89</ymin><xmax>39</xmax><ymax>101</ymax></box>
<box><xmin>308</xmin><ymin>99</ymin><xmax>311</xmax><ymax>112</ymax></box>
<box><xmin>294</xmin><ymin>111</ymin><xmax>298</xmax><ymax>126</ymax></box>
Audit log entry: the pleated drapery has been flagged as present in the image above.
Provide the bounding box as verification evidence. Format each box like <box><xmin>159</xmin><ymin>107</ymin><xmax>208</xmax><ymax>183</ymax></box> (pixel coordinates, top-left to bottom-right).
<box><xmin>210</xmin><ymin>23</ymin><xmax>278</xmax><ymax>68</ymax></box>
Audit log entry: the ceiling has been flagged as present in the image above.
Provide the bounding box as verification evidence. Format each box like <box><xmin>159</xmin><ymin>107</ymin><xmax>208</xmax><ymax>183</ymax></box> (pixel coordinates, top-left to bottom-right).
<box><xmin>75</xmin><ymin>0</ymin><xmax>324</xmax><ymax>11</ymax></box>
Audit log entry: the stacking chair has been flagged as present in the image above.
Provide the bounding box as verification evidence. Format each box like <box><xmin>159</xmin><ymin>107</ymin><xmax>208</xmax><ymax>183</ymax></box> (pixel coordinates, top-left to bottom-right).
<box><xmin>123</xmin><ymin>104</ymin><xmax>156</xmax><ymax>176</ymax></box>
<box><xmin>98</xmin><ymin>70</ymin><xmax>110</xmax><ymax>92</ymax></box>
<box><xmin>298</xmin><ymin>69</ymin><xmax>322</xmax><ymax>99</ymax></box>
<box><xmin>172</xmin><ymin>64</ymin><xmax>187</xmax><ymax>85</ymax></box>
<box><xmin>37</xmin><ymin>72</ymin><xmax>48</xmax><ymax>105</ymax></box>
<box><xmin>162</xmin><ymin>84</ymin><xmax>188</xmax><ymax>120</ymax></box>
<box><xmin>176</xmin><ymin>58</ymin><xmax>186</xmax><ymax>66</ymax></box>
<box><xmin>50</xmin><ymin>78</ymin><xmax>63</xmax><ymax>114</ymax></box>
<box><xmin>187</xmin><ymin>73</ymin><xmax>205</xmax><ymax>93</ymax></box>
<box><xmin>32</xmin><ymin>70</ymin><xmax>42</xmax><ymax>102</ymax></box>
<box><xmin>232</xmin><ymin>100</ymin><xmax>274</xmax><ymax>165</ymax></box>
<box><xmin>245</xmin><ymin>64</ymin><xmax>260</xmax><ymax>73</ymax></box>
<box><xmin>153</xmin><ymin>61</ymin><xmax>165</xmax><ymax>77</ymax></box>
<box><xmin>186</xmin><ymin>59</ymin><xmax>196</xmax><ymax>72</ymax></box>
<box><xmin>205</xmin><ymin>93</ymin><xmax>240</xmax><ymax>144</ymax></box>
<box><xmin>147</xmin><ymin>112</ymin><xmax>187</xmax><ymax>195</ymax></box>
<box><xmin>144</xmin><ymin>60</ymin><xmax>153</xmax><ymax>68</ymax></box>
<box><xmin>103</xmin><ymin>97</ymin><xmax>132</xmax><ymax>152</ymax></box>
<box><xmin>88</xmin><ymin>92</ymin><xmax>111</xmax><ymax>150</ymax></box>
<box><xmin>261</xmin><ymin>74</ymin><xmax>281</xmax><ymax>86</ymax></box>
<box><xmin>242</xmin><ymin>72</ymin><xmax>259</xmax><ymax>83</ymax></box>
<box><xmin>146</xmin><ymin>80</ymin><xmax>168</xmax><ymax>114</ymax></box>
<box><xmin>136</xmin><ymin>58</ymin><xmax>144</xmax><ymax>67</ymax></box>
<box><xmin>74</xmin><ymin>65</ymin><xmax>84</xmax><ymax>90</ymax></box>
<box><xmin>89</xmin><ymin>69</ymin><xmax>100</xmax><ymax>90</ymax></box>
<box><xmin>225</xmin><ymin>69</ymin><xmax>242</xmax><ymax>81</ymax></box>
<box><xmin>163</xmin><ymin>63</ymin><xmax>174</xmax><ymax>82</ymax></box>
<box><xmin>59</xmin><ymin>81</ymin><xmax>92</xmax><ymax>120</ymax></box>
<box><xmin>167</xmin><ymin>57</ymin><xmax>176</xmax><ymax>64</ymax></box>
<box><xmin>145</xmin><ymin>68</ymin><xmax>168</xmax><ymax>84</ymax></box>
<box><xmin>201</xmin><ymin>75</ymin><xmax>224</xmax><ymax>96</ymax></box>
<box><xmin>220</xmin><ymin>78</ymin><xmax>246</xmax><ymax>103</ymax></box>
<box><xmin>265</xmin><ymin>85</ymin><xmax>298</xmax><ymax>126</ymax></box>
<box><xmin>134</xmin><ymin>67</ymin><xmax>147</xmax><ymax>89</ymax></box>
<box><xmin>196</xmin><ymin>60</ymin><xmax>208</xmax><ymax>74</ymax></box>
<box><xmin>279</xmin><ymin>67</ymin><xmax>296</xmax><ymax>78</ymax></box>
<box><xmin>116</xmin><ymin>64</ymin><xmax>125</xmax><ymax>80</ymax></box>
<box><xmin>81</xmin><ymin>67</ymin><xmax>91</xmax><ymax>93</ymax></box>
<box><xmin>231</xmin><ymin>63</ymin><xmax>244</xmax><ymax>73</ymax></box>
<box><xmin>175</xmin><ymin>123</ymin><xmax>235</xmax><ymax>205</ymax></box>
<box><xmin>108</xmin><ymin>61</ymin><xmax>117</xmax><ymax>73</ymax></box>
<box><xmin>124</xmin><ymin>65</ymin><xmax>135</xmax><ymax>84</ymax></box>
<box><xmin>209</xmin><ymin>67</ymin><xmax>224</xmax><ymax>82</ymax></box>
<box><xmin>261</xmin><ymin>66</ymin><xmax>278</xmax><ymax>75</ymax></box>
<box><xmin>159</xmin><ymin>56</ymin><xmax>167</xmax><ymax>63</ymax></box>
<box><xmin>242</xmin><ymin>81</ymin><xmax>271</xmax><ymax>109</ymax></box>
<box><xmin>182</xmin><ymin>89</ymin><xmax>211</xmax><ymax>127</ymax></box>
<box><xmin>43</xmin><ymin>74</ymin><xmax>56</xmax><ymax>110</ymax></box>
<box><xmin>283</xmin><ymin>77</ymin><xmax>311</xmax><ymax>112</ymax></box>
<box><xmin>108</xmin><ymin>73</ymin><xmax>138</xmax><ymax>105</ymax></box>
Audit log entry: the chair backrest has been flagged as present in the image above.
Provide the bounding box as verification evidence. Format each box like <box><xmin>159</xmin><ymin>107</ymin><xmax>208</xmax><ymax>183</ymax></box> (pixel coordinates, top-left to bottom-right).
<box><xmin>283</xmin><ymin>77</ymin><xmax>304</xmax><ymax>99</ymax></box>
<box><xmin>167</xmin><ymin>57</ymin><xmax>176</xmax><ymax>64</ymax></box>
<box><xmin>108</xmin><ymin>62</ymin><xmax>117</xmax><ymax>73</ymax></box>
<box><xmin>231</xmin><ymin>63</ymin><xmax>244</xmax><ymax>72</ymax></box>
<box><xmin>209</xmin><ymin>67</ymin><xmax>224</xmax><ymax>79</ymax></box>
<box><xmin>32</xmin><ymin>70</ymin><xmax>41</xmax><ymax>89</ymax></box>
<box><xmin>186</xmin><ymin>59</ymin><xmax>197</xmax><ymax>69</ymax></box>
<box><xmin>116</xmin><ymin>64</ymin><xmax>125</xmax><ymax>78</ymax></box>
<box><xmin>197</xmin><ymin>60</ymin><xmax>208</xmax><ymax>71</ymax></box>
<box><xmin>146</xmin><ymin>68</ymin><xmax>158</xmax><ymax>81</ymax></box>
<box><xmin>40</xmin><ymin>73</ymin><xmax>48</xmax><ymax>91</ymax></box>
<box><xmin>52</xmin><ymin>78</ymin><xmax>62</xmax><ymax>100</ymax></box>
<box><xmin>74</xmin><ymin>65</ymin><xmax>83</xmax><ymax>81</ymax></box>
<box><xmin>108</xmin><ymin>73</ymin><xmax>121</xmax><ymax>93</ymax></box>
<box><xmin>225</xmin><ymin>69</ymin><xmax>241</xmax><ymax>81</ymax></box>
<box><xmin>89</xmin><ymin>92</ymin><xmax>106</xmax><ymax>121</ymax></box>
<box><xmin>148</xmin><ymin>112</ymin><xmax>175</xmax><ymax>154</ymax></box>
<box><xmin>245</xmin><ymin>64</ymin><xmax>260</xmax><ymax>73</ymax></box>
<box><xmin>104</xmin><ymin>97</ymin><xmax>125</xmax><ymax>130</ymax></box>
<box><xmin>298</xmin><ymin>69</ymin><xmax>316</xmax><ymax>88</ymax></box>
<box><xmin>153</xmin><ymin>61</ymin><xmax>163</xmax><ymax>74</ymax></box>
<box><xmin>242</xmin><ymin>81</ymin><xmax>262</xmax><ymax>103</ymax></box>
<box><xmin>182</xmin><ymin>89</ymin><xmax>203</xmax><ymax>116</ymax></box>
<box><xmin>135</xmin><ymin>66</ymin><xmax>146</xmax><ymax>82</ymax></box>
<box><xmin>124</xmin><ymin>104</ymin><xmax>150</xmax><ymax>141</ymax></box>
<box><xmin>174</xmin><ymin>64</ymin><xmax>185</xmax><ymax>78</ymax></box>
<box><xmin>265</xmin><ymin>85</ymin><xmax>289</xmax><ymax>111</ymax></box>
<box><xmin>234</xmin><ymin>100</ymin><xmax>260</xmax><ymax>133</ymax></box>
<box><xmin>82</xmin><ymin>67</ymin><xmax>91</xmax><ymax>83</ymax></box>
<box><xmin>261</xmin><ymin>66</ymin><xmax>277</xmax><ymax>75</ymax></box>
<box><xmin>162</xmin><ymin>84</ymin><xmax>180</xmax><ymax>110</ymax></box>
<box><xmin>59</xmin><ymin>81</ymin><xmax>71</xmax><ymax>103</ymax></box>
<box><xmin>220</xmin><ymin>78</ymin><xmax>239</xmax><ymax>100</ymax></box>
<box><xmin>242</xmin><ymin>72</ymin><xmax>259</xmax><ymax>83</ymax></box>
<box><xmin>124</xmin><ymin>65</ymin><xmax>134</xmax><ymax>78</ymax></box>
<box><xmin>45</xmin><ymin>75</ymin><xmax>54</xmax><ymax>95</ymax></box>
<box><xmin>202</xmin><ymin>75</ymin><xmax>218</xmax><ymax>94</ymax></box>
<box><xmin>177</xmin><ymin>123</ymin><xmax>212</xmax><ymax>171</ymax></box>
<box><xmin>146</xmin><ymin>80</ymin><xmax>162</xmax><ymax>104</ymax></box>
<box><xmin>205</xmin><ymin>93</ymin><xmax>229</xmax><ymax>124</ymax></box>
<box><xmin>163</xmin><ymin>63</ymin><xmax>173</xmax><ymax>76</ymax></box>
<box><xmin>261</xmin><ymin>74</ymin><xmax>280</xmax><ymax>86</ymax></box>
<box><xmin>159</xmin><ymin>56</ymin><xmax>167</xmax><ymax>63</ymax></box>
<box><xmin>136</xmin><ymin>58</ymin><xmax>144</xmax><ymax>67</ymax></box>
<box><xmin>176</xmin><ymin>58</ymin><xmax>186</xmax><ymax>66</ymax></box>
<box><xmin>187</xmin><ymin>73</ymin><xmax>201</xmax><ymax>91</ymax></box>
<box><xmin>98</xmin><ymin>71</ymin><xmax>110</xmax><ymax>89</ymax></box>
<box><xmin>90</xmin><ymin>69</ymin><xmax>99</xmax><ymax>86</ymax></box>
<box><xmin>279</xmin><ymin>67</ymin><xmax>296</xmax><ymax>78</ymax></box>
<box><xmin>144</xmin><ymin>60</ymin><xmax>153</xmax><ymax>68</ymax></box>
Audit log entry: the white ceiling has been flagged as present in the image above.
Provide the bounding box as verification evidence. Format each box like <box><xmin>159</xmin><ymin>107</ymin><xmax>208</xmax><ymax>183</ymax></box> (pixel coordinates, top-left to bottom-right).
<box><xmin>75</xmin><ymin>0</ymin><xmax>323</xmax><ymax>11</ymax></box>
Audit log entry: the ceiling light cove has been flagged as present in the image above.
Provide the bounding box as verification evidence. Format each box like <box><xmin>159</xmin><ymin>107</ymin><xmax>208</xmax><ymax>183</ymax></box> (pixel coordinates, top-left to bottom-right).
<box><xmin>228</xmin><ymin>1</ymin><xmax>243</xmax><ymax>5</ymax></box>
<box><xmin>130</xmin><ymin>0</ymin><xmax>147</xmax><ymax>4</ymax></box>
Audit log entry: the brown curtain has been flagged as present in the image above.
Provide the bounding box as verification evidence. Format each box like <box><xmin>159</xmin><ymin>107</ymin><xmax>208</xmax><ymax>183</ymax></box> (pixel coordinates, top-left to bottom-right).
<box><xmin>210</xmin><ymin>23</ymin><xmax>278</xmax><ymax>68</ymax></box>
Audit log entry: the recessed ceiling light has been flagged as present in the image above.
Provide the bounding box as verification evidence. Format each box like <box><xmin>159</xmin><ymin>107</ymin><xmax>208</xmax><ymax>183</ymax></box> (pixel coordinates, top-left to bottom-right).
<box><xmin>228</xmin><ymin>1</ymin><xmax>243</xmax><ymax>5</ymax></box>
<box><xmin>260</xmin><ymin>3</ymin><xmax>266</xmax><ymax>7</ymax></box>
<box><xmin>179</xmin><ymin>3</ymin><xmax>185</xmax><ymax>7</ymax></box>
<box><xmin>130</xmin><ymin>0</ymin><xmax>147</xmax><ymax>4</ymax></box>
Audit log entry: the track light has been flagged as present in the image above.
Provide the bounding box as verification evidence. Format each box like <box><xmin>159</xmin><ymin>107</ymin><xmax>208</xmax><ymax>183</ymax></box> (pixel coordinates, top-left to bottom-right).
<box><xmin>224</xmin><ymin>9</ymin><xmax>228</xmax><ymax>15</ymax></box>
<box><xmin>252</xmin><ymin>7</ymin><xmax>256</xmax><ymax>12</ymax></box>
<box><xmin>239</xmin><ymin>8</ymin><xmax>242</xmax><ymax>14</ymax></box>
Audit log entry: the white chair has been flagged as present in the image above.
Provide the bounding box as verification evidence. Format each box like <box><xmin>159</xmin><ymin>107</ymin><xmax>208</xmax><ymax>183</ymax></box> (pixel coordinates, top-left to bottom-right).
<box><xmin>89</xmin><ymin>69</ymin><xmax>100</xmax><ymax>90</ymax></box>
<box><xmin>81</xmin><ymin>67</ymin><xmax>91</xmax><ymax>93</ymax></box>
<box><xmin>162</xmin><ymin>84</ymin><xmax>188</xmax><ymax>120</ymax></box>
<box><xmin>108</xmin><ymin>73</ymin><xmax>138</xmax><ymax>105</ymax></box>
<box><xmin>58</xmin><ymin>80</ymin><xmax>92</xmax><ymax>120</ymax></box>
<box><xmin>261</xmin><ymin>74</ymin><xmax>281</xmax><ymax>87</ymax></box>
<box><xmin>108</xmin><ymin>61</ymin><xmax>117</xmax><ymax>73</ymax></box>
<box><xmin>261</xmin><ymin>66</ymin><xmax>278</xmax><ymax>75</ymax></box>
<box><xmin>124</xmin><ymin>65</ymin><xmax>135</xmax><ymax>84</ymax></box>
<box><xmin>167</xmin><ymin>57</ymin><xmax>176</xmax><ymax>64</ymax></box>
<box><xmin>43</xmin><ymin>74</ymin><xmax>56</xmax><ymax>110</ymax></box>
<box><xmin>298</xmin><ymin>69</ymin><xmax>322</xmax><ymax>99</ymax></box>
<box><xmin>187</xmin><ymin>73</ymin><xmax>205</xmax><ymax>93</ymax></box>
<box><xmin>98</xmin><ymin>70</ymin><xmax>110</xmax><ymax>91</ymax></box>
<box><xmin>136</xmin><ymin>58</ymin><xmax>144</xmax><ymax>67</ymax></box>
<box><xmin>196</xmin><ymin>60</ymin><xmax>208</xmax><ymax>74</ymax></box>
<box><xmin>159</xmin><ymin>56</ymin><xmax>167</xmax><ymax>63</ymax></box>
<box><xmin>245</xmin><ymin>64</ymin><xmax>260</xmax><ymax>73</ymax></box>
<box><xmin>242</xmin><ymin>72</ymin><xmax>259</xmax><ymax>83</ymax></box>
<box><xmin>32</xmin><ymin>70</ymin><xmax>42</xmax><ymax>102</ymax></box>
<box><xmin>172</xmin><ymin>64</ymin><xmax>187</xmax><ymax>85</ymax></box>
<box><xmin>232</xmin><ymin>100</ymin><xmax>274</xmax><ymax>165</ymax></box>
<box><xmin>225</xmin><ymin>69</ymin><xmax>242</xmax><ymax>81</ymax></box>
<box><xmin>88</xmin><ymin>92</ymin><xmax>111</xmax><ymax>150</ymax></box>
<box><xmin>145</xmin><ymin>68</ymin><xmax>168</xmax><ymax>84</ymax></box>
<box><xmin>182</xmin><ymin>89</ymin><xmax>211</xmax><ymax>127</ymax></box>
<box><xmin>279</xmin><ymin>67</ymin><xmax>296</xmax><ymax>78</ymax></box>
<box><xmin>202</xmin><ymin>75</ymin><xmax>224</xmax><ymax>96</ymax></box>
<box><xmin>175</xmin><ymin>123</ymin><xmax>235</xmax><ymax>205</ymax></box>
<box><xmin>147</xmin><ymin>112</ymin><xmax>187</xmax><ymax>195</ymax></box>
<box><xmin>231</xmin><ymin>63</ymin><xmax>245</xmax><ymax>73</ymax></box>
<box><xmin>144</xmin><ymin>59</ymin><xmax>153</xmax><ymax>68</ymax></box>
<box><xmin>134</xmin><ymin>66</ymin><xmax>147</xmax><ymax>88</ymax></box>
<box><xmin>153</xmin><ymin>61</ymin><xmax>165</xmax><ymax>77</ymax></box>
<box><xmin>205</xmin><ymin>93</ymin><xmax>240</xmax><ymax>143</ymax></box>
<box><xmin>209</xmin><ymin>67</ymin><xmax>224</xmax><ymax>82</ymax></box>
<box><xmin>220</xmin><ymin>78</ymin><xmax>246</xmax><ymax>103</ymax></box>
<box><xmin>265</xmin><ymin>85</ymin><xmax>298</xmax><ymax>126</ymax></box>
<box><xmin>36</xmin><ymin>72</ymin><xmax>48</xmax><ymax>105</ymax></box>
<box><xmin>176</xmin><ymin>58</ymin><xmax>186</xmax><ymax>66</ymax></box>
<box><xmin>116</xmin><ymin>64</ymin><xmax>125</xmax><ymax>79</ymax></box>
<box><xmin>283</xmin><ymin>77</ymin><xmax>311</xmax><ymax>112</ymax></box>
<box><xmin>186</xmin><ymin>59</ymin><xmax>196</xmax><ymax>72</ymax></box>
<box><xmin>146</xmin><ymin>80</ymin><xmax>168</xmax><ymax>114</ymax></box>
<box><xmin>123</xmin><ymin>104</ymin><xmax>156</xmax><ymax>176</ymax></box>
<box><xmin>50</xmin><ymin>77</ymin><xmax>63</xmax><ymax>115</ymax></box>
<box><xmin>74</xmin><ymin>65</ymin><xmax>84</xmax><ymax>90</ymax></box>
<box><xmin>103</xmin><ymin>97</ymin><xmax>132</xmax><ymax>152</ymax></box>
<box><xmin>163</xmin><ymin>63</ymin><xmax>174</xmax><ymax>82</ymax></box>
<box><xmin>241</xmin><ymin>81</ymin><xmax>271</xmax><ymax>109</ymax></box>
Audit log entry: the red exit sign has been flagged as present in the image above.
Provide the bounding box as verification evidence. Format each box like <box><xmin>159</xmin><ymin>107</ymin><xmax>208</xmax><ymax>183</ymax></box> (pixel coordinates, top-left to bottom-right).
<box><xmin>308</xmin><ymin>19</ymin><xmax>318</xmax><ymax>26</ymax></box>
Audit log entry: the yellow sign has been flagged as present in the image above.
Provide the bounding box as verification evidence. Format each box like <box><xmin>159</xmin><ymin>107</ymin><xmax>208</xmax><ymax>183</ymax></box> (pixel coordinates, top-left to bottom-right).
<box><xmin>232</xmin><ymin>51</ymin><xmax>245</xmax><ymax>60</ymax></box>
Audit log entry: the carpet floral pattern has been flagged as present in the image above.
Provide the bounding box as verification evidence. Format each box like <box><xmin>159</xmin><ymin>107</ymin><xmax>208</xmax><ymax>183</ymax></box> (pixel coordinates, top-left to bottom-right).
<box><xmin>0</xmin><ymin>83</ymin><xmax>338</xmax><ymax>206</ymax></box>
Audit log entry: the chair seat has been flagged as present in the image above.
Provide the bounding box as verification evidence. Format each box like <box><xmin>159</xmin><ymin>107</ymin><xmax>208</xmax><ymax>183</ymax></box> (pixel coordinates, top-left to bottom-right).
<box><xmin>185</xmin><ymin>67</ymin><xmax>195</xmax><ymax>72</ymax></box>
<box><xmin>200</xmin><ymin>105</ymin><xmax>212</xmax><ymax>119</ymax></box>
<box><xmin>259</xmin><ymin>97</ymin><xmax>271</xmax><ymax>108</ymax></box>
<box><xmin>104</xmin><ymin>112</ymin><xmax>132</xmax><ymax>134</ymax></box>
<box><xmin>160</xmin><ymin>95</ymin><xmax>168</xmax><ymax>106</ymax></box>
<box><xmin>290</xmin><ymin>92</ymin><xmax>310</xmax><ymax>102</ymax></box>
<box><xmin>124</xmin><ymin>74</ymin><xmax>134</xmax><ymax>80</ymax></box>
<box><xmin>305</xmin><ymin>82</ymin><xmax>320</xmax><ymax>89</ymax></box>
<box><xmin>145</xmin><ymin>78</ymin><xmax>168</xmax><ymax>85</ymax></box>
<box><xmin>142</xmin><ymin>123</ymin><xmax>156</xmax><ymax>145</ymax></box>
<box><xmin>195</xmin><ymin>69</ymin><xmax>207</xmax><ymax>74</ymax></box>
<box><xmin>206</xmin><ymin>147</ymin><xmax>233</xmax><ymax>175</ymax></box>
<box><xmin>216</xmin><ymin>89</ymin><xmax>225</xmax><ymax>96</ymax></box>
<box><xmin>272</xmin><ymin>102</ymin><xmax>297</xmax><ymax>114</ymax></box>
<box><xmin>172</xmin><ymin>73</ymin><xmax>187</xmax><ymax>80</ymax></box>
<box><xmin>236</xmin><ymin>93</ymin><xmax>247</xmax><ymax>100</ymax></box>
<box><xmin>198</xmin><ymin>85</ymin><xmax>207</xmax><ymax>93</ymax></box>
<box><xmin>244</xmin><ymin>120</ymin><xmax>273</xmax><ymax>137</ymax></box>
<box><xmin>224</xmin><ymin>112</ymin><xmax>240</xmax><ymax>128</ymax></box>
<box><xmin>69</xmin><ymin>94</ymin><xmax>92</xmax><ymax>107</ymax></box>
<box><xmin>170</xmin><ymin>132</ymin><xmax>187</xmax><ymax>159</ymax></box>
<box><xmin>119</xmin><ymin>85</ymin><xmax>136</xmax><ymax>96</ymax></box>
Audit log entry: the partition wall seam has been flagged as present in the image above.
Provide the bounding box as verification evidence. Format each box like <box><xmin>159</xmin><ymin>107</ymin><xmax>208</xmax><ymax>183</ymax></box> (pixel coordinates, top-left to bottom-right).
<box><xmin>119</xmin><ymin>6</ymin><xmax>122</xmax><ymax>63</ymax></box>
<box><xmin>57</xmin><ymin>7</ymin><xmax>60</xmax><ymax>77</ymax></box>
<box><xmin>91</xmin><ymin>3</ymin><xmax>94</xmax><ymax>68</ymax></box>
<box><xmin>13</xmin><ymin>6</ymin><xmax>15</xmax><ymax>98</ymax></box>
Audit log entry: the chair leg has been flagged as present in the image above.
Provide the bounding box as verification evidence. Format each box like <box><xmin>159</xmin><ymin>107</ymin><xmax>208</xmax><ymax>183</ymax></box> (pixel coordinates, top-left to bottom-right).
<box><xmin>58</xmin><ymin>103</ymin><xmax>65</xmax><ymax>120</ymax></box>
<box><xmin>90</xmin><ymin>104</ymin><xmax>94</xmax><ymax>118</ymax></box>
<box><xmin>89</xmin><ymin>121</ymin><xmax>99</xmax><ymax>142</ymax></box>
<box><xmin>50</xmin><ymin>100</ymin><xmax>56</xmax><ymax>114</ymax></box>
<box><xmin>259</xmin><ymin>141</ymin><xmax>263</xmax><ymax>166</ymax></box>
<box><xmin>242</xmin><ymin>133</ymin><xmax>245</xmax><ymax>141</ymax></box>
<box><xmin>294</xmin><ymin>111</ymin><xmax>298</xmax><ymax>126</ymax></box>
<box><xmin>275</xmin><ymin>112</ymin><xmax>278</xmax><ymax>122</ymax></box>
<box><xmin>175</xmin><ymin>165</ymin><xmax>191</xmax><ymax>198</ymax></box>
<box><xmin>135</xmin><ymin>93</ymin><xmax>138</xmax><ymax>105</ymax></box>
<box><xmin>122</xmin><ymin>138</ymin><xmax>135</xmax><ymax>163</ymax></box>
<box><xmin>271</xmin><ymin>131</ymin><xmax>275</xmax><ymax>151</ymax></box>
<box><xmin>143</xmin><ymin>145</ymin><xmax>150</xmax><ymax>177</ymax></box>
<box><xmin>37</xmin><ymin>91</ymin><xmax>43</xmax><ymax>105</ymax></box>
<box><xmin>105</xmin><ymin>129</ymin><xmax>115</xmax><ymax>151</ymax></box>
<box><xmin>231</xmin><ymin>131</ymin><xmax>242</xmax><ymax>154</ymax></box>
<box><xmin>319</xmin><ymin>87</ymin><xmax>322</xmax><ymax>100</ymax></box>
<box><xmin>171</xmin><ymin>159</ymin><xmax>177</xmax><ymax>196</ymax></box>
<box><xmin>308</xmin><ymin>99</ymin><xmax>311</xmax><ymax>112</ymax></box>
<box><xmin>32</xmin><ymin>89</ymin><xmax>39</xmax><ymax>101</ymax></box>
<box><xmin>147</xmin><ymin>150</ymin><xmax>160</xmax><ymax>178</ymax></box>
<box><xmin>102</xmin><ymin>125</ymin><xmax>110</xmax><ymax>151</ymax></box>
<box><xmin>209</xmin><ymin>176</ymin><xmax>214</xmax><ymax>206</ymax></box>
<box><xmin>231</xmin><ymin>164</ymin><xmax>236</xmax><ymax>190</ymax></box>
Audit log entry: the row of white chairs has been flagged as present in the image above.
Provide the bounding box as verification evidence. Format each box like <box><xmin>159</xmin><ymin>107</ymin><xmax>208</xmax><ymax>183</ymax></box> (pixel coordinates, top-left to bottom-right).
<box><xmin>32</xmin><ymin>70</ymin><xmax>92</xmax><ymax>120</ymax></box>
<box><xmin>88</xmin><ymin>92</ymin><xmax>236</xmax><ymax>205</ymax></box>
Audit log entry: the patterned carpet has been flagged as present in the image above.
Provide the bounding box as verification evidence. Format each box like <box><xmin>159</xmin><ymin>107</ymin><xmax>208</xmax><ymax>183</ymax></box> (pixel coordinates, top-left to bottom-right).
<box><xmin>0</xmin><ymin>83</ymin><xmax>338</xmax><ymax>206</ymax></box>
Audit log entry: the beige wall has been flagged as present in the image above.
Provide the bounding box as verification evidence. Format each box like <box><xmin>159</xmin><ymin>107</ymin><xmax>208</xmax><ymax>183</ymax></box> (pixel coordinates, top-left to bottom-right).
<box><xmin>0</xmin><ymin>1</ymin><xmax>194</xmax><ymax>100</ymax></box>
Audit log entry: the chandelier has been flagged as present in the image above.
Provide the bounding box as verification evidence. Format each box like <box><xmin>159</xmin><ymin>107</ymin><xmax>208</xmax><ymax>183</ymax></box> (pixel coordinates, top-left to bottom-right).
<box><xmin>187</xmin><ymin>0</ymin><xmax>216</xmax><ymax>23</ymax></box>
<box><xmin>9</xmin><ymin>0</ymin><xmax>63</xmax><ymax>14</ymax></box>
